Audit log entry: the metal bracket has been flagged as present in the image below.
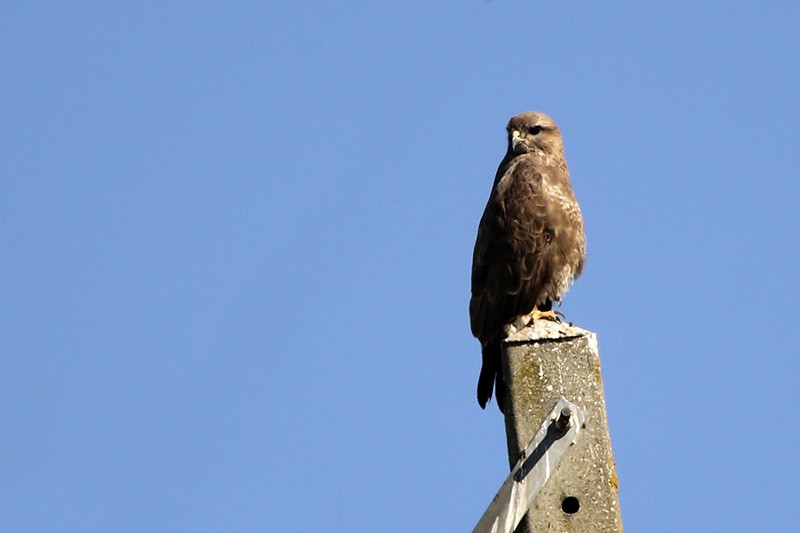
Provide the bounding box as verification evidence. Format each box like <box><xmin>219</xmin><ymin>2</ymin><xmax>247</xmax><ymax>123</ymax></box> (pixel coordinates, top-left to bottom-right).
<box><xmin>473</xmin><ymin>397</ymin><xmax>588</xmax><ymax>533</ymax></box>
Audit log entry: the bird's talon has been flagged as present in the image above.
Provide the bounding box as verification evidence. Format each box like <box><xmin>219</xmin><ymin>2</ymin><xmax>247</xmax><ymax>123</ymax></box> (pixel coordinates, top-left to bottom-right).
<box><xmin>532</xmin><ymin>309</ymin><xmax>563</xmax><ymax>322</ymax></box>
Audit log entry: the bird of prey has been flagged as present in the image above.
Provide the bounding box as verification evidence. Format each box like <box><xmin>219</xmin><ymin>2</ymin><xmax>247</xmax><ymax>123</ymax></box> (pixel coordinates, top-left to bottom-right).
<box><xmin>470</xmin><ymin>112</ymin><xmax>585</xmax><ymax>412</ymax></box>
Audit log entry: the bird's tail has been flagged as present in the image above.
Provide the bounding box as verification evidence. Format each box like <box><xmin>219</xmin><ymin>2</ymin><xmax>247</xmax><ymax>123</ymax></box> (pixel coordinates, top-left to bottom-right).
<box><xmin>477</xmin><ymin>342</ymin><xmax>506</xmax><ymax>413</ymax></box>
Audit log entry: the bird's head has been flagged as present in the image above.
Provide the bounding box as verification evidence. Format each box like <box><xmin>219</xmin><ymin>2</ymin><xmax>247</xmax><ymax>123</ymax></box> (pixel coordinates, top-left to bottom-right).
<box><xmin>506</xmin><ymin>112</ymin><xmax>563</xmax><ymax>158</ymax></box>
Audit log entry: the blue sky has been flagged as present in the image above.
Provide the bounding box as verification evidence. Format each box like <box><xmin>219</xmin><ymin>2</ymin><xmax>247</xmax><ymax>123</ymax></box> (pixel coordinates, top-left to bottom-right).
<box><xmin>3</xmin><ymin>2</ymin><xmax>800</xmax><ymax>531</ymax></box>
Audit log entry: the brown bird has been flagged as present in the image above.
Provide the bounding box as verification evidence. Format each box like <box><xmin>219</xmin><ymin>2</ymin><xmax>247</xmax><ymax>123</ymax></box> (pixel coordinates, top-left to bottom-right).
<box><xmin>470</xmin><ymin>112</ymin><xmax>585</xmax><ymax>412</ymax></box>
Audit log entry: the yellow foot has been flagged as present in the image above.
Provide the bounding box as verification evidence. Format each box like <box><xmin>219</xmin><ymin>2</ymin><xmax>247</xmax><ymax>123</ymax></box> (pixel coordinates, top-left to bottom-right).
<box><xmin>507</xmin><ymin>307</ymin><xmax>564</xmax><ymax>333</ymax></box>
<box><xmin>531</xmin><ymin>309</ymin><xmax>564</xmax><ymax>322</ymax></box>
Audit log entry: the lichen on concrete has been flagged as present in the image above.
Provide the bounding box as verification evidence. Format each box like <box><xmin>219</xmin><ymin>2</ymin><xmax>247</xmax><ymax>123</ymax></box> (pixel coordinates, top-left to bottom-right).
<box><xmin>501</xmin><ymin>322</ymin><xmax>622</xmax><ymax>532</ymax></box>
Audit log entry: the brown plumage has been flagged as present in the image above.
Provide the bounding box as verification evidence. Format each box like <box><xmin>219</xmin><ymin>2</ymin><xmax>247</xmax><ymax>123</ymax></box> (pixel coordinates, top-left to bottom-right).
<box><xmin>470</xmin><ymin>112</ymin><xmax>585</xmax><ymax>412</ymax></box>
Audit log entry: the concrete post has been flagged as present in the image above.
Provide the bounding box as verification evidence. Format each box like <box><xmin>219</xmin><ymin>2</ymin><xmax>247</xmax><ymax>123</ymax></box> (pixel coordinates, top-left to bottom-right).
<box><xmin>501</xmin><ymin>320</ymin><xmax>622</xmax><ymax>532</ymax></box>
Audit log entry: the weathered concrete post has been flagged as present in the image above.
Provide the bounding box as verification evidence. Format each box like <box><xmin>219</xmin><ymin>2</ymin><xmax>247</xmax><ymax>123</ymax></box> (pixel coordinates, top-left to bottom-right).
<box><xmin>502</xmin><ymin>320</ymin><xmax>622</xmax><ymax>532</ymax></box>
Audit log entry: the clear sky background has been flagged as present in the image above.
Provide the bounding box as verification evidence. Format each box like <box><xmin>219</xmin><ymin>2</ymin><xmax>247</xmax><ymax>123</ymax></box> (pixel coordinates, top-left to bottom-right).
<box><xmin>3</xmin><ymin>2</ymin><xmax>800</xmax><ymax>531</ymax></box>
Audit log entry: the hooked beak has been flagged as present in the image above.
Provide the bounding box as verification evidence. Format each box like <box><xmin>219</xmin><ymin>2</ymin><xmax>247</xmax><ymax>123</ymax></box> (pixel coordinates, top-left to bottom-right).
<box><xmin>511</xmin><ymin>130</ymin><xmax>528</xmax><ymax>154</ymax></box>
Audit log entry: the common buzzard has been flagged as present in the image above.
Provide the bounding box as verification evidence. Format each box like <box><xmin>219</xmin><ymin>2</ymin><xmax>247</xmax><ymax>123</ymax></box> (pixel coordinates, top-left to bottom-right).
<box><xmin>470</xmin><ymin>112</ymin><xmax>585</xmax><ymax>412</ymax></box>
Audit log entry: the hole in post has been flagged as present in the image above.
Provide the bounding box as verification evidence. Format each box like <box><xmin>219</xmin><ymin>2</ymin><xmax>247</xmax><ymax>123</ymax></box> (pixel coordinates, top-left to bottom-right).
<box><xmin>561</xmin><ymin>496</ymin><xmax>580</xmax><ymax>514</ymax></box>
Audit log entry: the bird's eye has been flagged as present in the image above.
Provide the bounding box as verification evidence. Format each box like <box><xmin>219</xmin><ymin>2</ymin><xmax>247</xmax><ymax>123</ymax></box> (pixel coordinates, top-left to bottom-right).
<box><xmin>528</xmin><ymin>125</ymin><xmax>543</xmax><ymax>135</ymax></box>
